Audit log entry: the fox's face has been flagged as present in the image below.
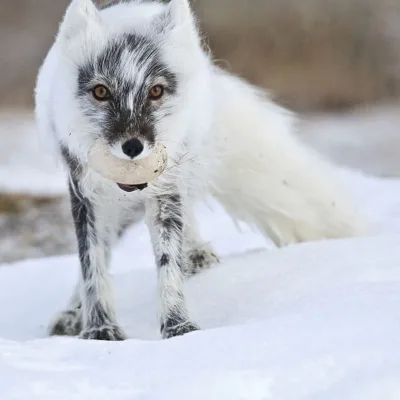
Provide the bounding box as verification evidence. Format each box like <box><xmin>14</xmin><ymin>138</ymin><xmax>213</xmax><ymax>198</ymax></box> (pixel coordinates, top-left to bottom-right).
<box><xmin>54</xmin><ymin>0</ymin><xmax>208</xmax><ymax>163</ymax></box>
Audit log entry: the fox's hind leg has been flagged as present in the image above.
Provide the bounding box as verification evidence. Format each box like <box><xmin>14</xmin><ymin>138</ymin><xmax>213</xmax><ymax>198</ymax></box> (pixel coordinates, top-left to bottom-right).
<box><xmin>182</xmin><ymin>203</ymin><xmax>219</xmax><ymax>277</ymax></box>
<box><xmin>48</xmin><ymin>282</ymin><xmax>83</xmax><ymax>337</ymax></box>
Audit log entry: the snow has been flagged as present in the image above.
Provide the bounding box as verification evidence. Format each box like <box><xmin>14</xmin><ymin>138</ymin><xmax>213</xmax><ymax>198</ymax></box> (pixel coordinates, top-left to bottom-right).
<box><xmin>1</xmin><ymin>106</ymin><xmax>400</xmax><ymax>398</ymax></box>
<box><xmin>1</xmin><ymin>167</ymin><xmax>400</xmax><ymax>398</ymax></box>
<box><xmin>298</xmin><ymin>102</ymin><xmax>400</xmax><ymax>178</ymax></box>
<box><xmin>0</xmin><ymin>232</ymin><xmax>400</xmax><ymax>398</ymax></box>
<box><xmin>0</xmin><ymin>110</ymin><xmax>67</xmax><ymax>196</ymax></box>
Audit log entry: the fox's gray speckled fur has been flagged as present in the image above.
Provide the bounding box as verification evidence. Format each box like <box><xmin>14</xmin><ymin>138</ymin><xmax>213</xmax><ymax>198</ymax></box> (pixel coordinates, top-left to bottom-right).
<box><xmin>35</xmin><ymin>0</ymin><xmax>366</xmax><ymax>341</ymax></box>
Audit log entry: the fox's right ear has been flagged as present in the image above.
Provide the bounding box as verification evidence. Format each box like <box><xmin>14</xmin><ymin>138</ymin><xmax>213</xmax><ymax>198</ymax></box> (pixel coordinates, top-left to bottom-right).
<box><xmin>57</xmin><ymin>0</ymin><xmax>101</xmax><ymax>42</ymax></box>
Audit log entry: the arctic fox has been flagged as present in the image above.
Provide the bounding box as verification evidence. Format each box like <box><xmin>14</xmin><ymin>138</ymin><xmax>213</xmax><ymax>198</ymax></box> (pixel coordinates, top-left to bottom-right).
<box><xmin>35</xmin><ymin>0</ymin><xmax>366</xmax><ymax>340</ymax></box>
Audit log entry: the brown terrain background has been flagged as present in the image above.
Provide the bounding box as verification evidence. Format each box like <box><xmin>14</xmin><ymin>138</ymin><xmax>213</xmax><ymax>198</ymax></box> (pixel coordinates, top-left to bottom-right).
<box><xmin>1</xmin><ymin>0</ymin><xmax>400</xmax><ymax>111</ymax></box>
<box><xmin>1</xmin><ymin>0</ymin><xmax>400</xmax><ymax>263</ymax></box>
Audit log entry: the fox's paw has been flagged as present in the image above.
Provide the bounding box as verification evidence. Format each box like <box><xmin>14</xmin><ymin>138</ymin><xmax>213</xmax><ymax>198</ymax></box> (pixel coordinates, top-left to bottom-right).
<box><xmin>48</xmin><ymin>308</ymin><xmax>83</xmax><ymax>337</ymax></box>
<box><xmin>161</xmin><ymin>320</ymin><xmax>200</xmax><ymax>339</ymax></box>
<box><xmin>183</xmin><ymin>246</ymin><xmax>219</xmax><ymax>277</ymax></box>
<box><xmin>80</xmin><ymin>324</ymin><xmax>127</xmax><ymax>341</ymax></box>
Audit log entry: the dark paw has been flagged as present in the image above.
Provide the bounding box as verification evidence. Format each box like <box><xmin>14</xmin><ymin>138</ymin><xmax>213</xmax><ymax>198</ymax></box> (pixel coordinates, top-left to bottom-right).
<box><xmin>80</xmin><ymin>324</ymin><xmax>127</xmax><ymax>341</ymax></box>
<box><xmin>184</xmin><ymin>247</ymin><xmax>219</xmax><ymax>277</ymax></box>
<box><xmin>161</xmin><ymin>321</ymin><xmax>200</xmax><ymax>339</ymax></box>
<box><xmin>49</xmin><ymin>309</ymin><xmax>83</xmax><ymax>337</ymax></box>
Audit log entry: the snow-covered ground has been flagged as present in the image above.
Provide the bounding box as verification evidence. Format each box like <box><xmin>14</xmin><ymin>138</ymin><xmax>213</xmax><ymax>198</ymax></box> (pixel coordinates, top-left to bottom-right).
<box><xmin>298</xmin><ymin>102</ymin><xmax>400</xmax><ymax>177</ymax></box>
<box><xmin>0</xmin><ymin>110</ymin><xmax>67</xmax><ymax>196</ymax></box>
<box><xmin>0</xmin><ymin>106</ymin><xmax>400</xmax><ymax>398</ymax></box>
<box><xmin>0</xmin><ymin>232</ymin><xmax>399</xmax><ymax>399</ymax></box>
<box><xmin>0</xmin><ymin>168</ymin><xmax>400</xmax><ymax>399</ymax></box>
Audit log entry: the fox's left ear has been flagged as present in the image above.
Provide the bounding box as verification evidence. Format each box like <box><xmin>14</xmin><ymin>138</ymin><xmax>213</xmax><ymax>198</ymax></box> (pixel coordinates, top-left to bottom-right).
<box><xmin>155</xmin><ymin>0</ymin><xmax>196</xmax><ymax>30</ymax></box>
<box><xmin>155</xmin><ymin>0</ymin><xmax>200</xmax><ymax>43</ymax></box>
<box><xmin>168</xmin><ymin>0</ymin><xmax>193</xmax><ymax>26</ymax></box>
<box><xmin>57</xmin><ymin>0</ymin><xmax>101</xmax><ymax>42</ymax></box>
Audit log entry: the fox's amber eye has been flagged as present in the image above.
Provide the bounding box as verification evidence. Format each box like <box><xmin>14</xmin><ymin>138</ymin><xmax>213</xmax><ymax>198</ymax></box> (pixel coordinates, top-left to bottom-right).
<box><xmin>149</xmin><ymin>85</ymin><xmax>164</xmax><ymax>100</ymax></box>
<box><xmin>92</xmin><ymin>85</ymin><xmax>111</xmax><ymax>101</ymax></box>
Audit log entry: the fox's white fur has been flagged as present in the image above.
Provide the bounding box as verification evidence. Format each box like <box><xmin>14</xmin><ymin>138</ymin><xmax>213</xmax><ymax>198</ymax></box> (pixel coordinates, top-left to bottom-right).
<box><xmin>35</xmin><ymin>0</ymin><xmax>367</xmax><ymax>341</ymax></box>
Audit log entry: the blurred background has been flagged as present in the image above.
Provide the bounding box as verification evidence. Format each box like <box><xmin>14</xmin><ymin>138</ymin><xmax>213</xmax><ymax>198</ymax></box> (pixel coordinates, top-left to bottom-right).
<box><xmin>1</xmin><ymin>0</ymin><xmax>400</xmax><ymax>264</ymax></box>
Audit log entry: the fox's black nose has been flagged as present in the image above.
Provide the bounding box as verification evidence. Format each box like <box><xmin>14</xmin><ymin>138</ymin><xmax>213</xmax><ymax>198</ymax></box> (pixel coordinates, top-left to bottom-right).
<box><xmin>122</xmin><ymin>138</ymin><xmax>144</xmax><ymax>159</ymax></box>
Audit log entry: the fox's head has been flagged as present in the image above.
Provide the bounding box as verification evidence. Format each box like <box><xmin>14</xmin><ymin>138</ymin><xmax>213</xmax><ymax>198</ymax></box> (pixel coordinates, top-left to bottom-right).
<box><xmin>51</xmin><ymin>0</ymin><xmax>211</xmax><ymax>164</ymax></box>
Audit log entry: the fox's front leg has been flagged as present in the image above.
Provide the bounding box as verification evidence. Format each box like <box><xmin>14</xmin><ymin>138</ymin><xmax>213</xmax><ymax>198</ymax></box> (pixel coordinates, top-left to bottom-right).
<box><xmin>146</xmin><ymin>190</ymin><xmax>199</xmax><ymax>339</ymax></box>
<box><xmin>68</xmin><ymin>178</ymin><xmax>126</xmax><ymax>341</ymax></box>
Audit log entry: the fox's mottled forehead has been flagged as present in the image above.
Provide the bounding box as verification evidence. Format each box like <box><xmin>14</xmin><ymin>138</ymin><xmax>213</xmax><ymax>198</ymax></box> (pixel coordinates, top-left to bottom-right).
<box><xmin>99</xmin><ymin>0</ymin><xmax>170</xmax><ymax>10</ymax></box>
<box><xmin>75</xmin><ymin>33</ymin><xmax>178</xmax><ymax>147</ymax></box>
<box><xmin>77</xmin><ymin>33</ymin><xmax>177</xmax><ymax>98</ymax></box>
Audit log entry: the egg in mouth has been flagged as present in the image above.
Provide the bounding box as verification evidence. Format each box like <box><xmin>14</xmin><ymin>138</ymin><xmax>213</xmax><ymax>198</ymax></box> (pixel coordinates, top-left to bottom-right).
<box><xmin>87</xmin><ymin>140</ymin><xmax>168</xmax><ymax>191</ymax></box>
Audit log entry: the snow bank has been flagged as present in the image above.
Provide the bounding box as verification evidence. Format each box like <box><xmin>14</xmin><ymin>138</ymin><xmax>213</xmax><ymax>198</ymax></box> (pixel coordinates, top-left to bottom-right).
<box><xmin>0</xmin><ymin>111</ymin><xmax>67</xmax><ymax>196</ymax></box>
<box><xmin>0</xmin><ymin>229</ymin><xmax>399</xmax><ymax>398</ymax></box>
<box><xmin>299</xmin><ymin>102</ymin><xmax>400</xmax><ymax>177</ymax></box>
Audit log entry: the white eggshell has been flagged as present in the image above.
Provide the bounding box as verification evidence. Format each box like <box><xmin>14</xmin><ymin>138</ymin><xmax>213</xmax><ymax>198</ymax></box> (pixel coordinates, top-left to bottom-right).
<box><xmin>88</xmin><ymin>139</ymin><xmax>168</xmax><ymax>185</ymax></box>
